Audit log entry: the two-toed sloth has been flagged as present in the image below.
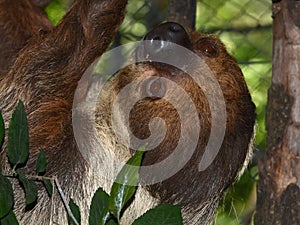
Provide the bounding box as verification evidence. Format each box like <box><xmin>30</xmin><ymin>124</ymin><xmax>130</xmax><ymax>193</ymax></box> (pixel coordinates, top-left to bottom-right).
<box><xmin>0</xmin><ymin>0</ymin><xmax>255</xmax><ymax>224</ymax></box>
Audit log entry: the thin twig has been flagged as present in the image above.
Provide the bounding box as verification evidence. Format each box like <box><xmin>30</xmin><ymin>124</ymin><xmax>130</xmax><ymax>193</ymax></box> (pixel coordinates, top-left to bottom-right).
<box><xmin>3</xmin><ymin>172</ymin><xmax>78</xmax><ymax>224</ymax></box>
<box><xmin>54</xmin><ymin>177</ymin><xmax>80</xmax><ymax>225</ymax></box>
<box><xmin>49</xmin><ymin>178</ymin><xmax>55</xmax><ymax>225</ymax></box>
<box><xmin>27</xmin><ymin>174</ymin><xmax>53</xmax><ymax>180</ymax></box>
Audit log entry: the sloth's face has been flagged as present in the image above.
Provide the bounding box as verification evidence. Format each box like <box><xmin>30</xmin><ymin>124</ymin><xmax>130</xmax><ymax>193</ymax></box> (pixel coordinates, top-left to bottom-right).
<box><xmin>112</xmin><ymin>22</ymin><xmax>252</xmax><ymax>168</ymax></box>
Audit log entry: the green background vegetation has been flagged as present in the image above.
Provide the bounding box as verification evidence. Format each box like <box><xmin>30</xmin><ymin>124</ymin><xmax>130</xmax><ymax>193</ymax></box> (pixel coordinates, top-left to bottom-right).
<box><xmin>46</xmin><ymin>0</ymin><xmax>272</xmax><ymax>224</ymax></box>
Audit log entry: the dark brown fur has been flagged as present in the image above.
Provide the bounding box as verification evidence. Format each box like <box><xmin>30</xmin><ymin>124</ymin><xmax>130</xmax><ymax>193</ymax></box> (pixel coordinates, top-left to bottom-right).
<box><xmin>0</xmin><ymin>0</ymin><xmax>127</xmax><ymax>223</ymax></box>
<box><xmin>0</xmin><ymin>1</ymin><xmax>255</xmax><ymax>224</ymax></box>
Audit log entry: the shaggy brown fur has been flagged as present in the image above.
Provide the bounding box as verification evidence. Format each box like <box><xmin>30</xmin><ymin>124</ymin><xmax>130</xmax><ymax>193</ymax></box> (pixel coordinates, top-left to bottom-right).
<box><xmin>0</xmin><ymin>0</ymin><xmax>127</xmax><ymax>224</ymax></box>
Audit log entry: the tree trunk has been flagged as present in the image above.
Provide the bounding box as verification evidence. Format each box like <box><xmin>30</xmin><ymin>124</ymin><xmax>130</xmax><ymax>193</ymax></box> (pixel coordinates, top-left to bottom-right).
<box><xmin>167</xmin><ymin>0</ymin><xmax>196</xmax><ymax>30</ymax></box>
<box><xmin>255</xmin><ymin>0</ymin><xmax>300</xmax><ymax>224</ymax></box>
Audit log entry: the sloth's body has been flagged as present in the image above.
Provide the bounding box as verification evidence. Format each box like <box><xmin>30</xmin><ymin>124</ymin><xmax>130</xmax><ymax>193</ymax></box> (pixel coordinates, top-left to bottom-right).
<box><xmin>0</xmin><ymin>1</ymin><xmax>255</xmax><ymax>224</ymax></box>
<box><xmin>74</xmin><ymin>23</ymin><xmax>256</xmax><ymax>224</ymax></box>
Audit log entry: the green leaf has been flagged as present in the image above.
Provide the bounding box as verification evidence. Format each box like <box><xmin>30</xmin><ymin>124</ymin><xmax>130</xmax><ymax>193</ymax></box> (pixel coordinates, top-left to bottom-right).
<box><xmin>132</xmin><ymin>204</ymin><xmax>183</xmax><ymax>225</ymax></box>
<box><xmin>0</xmin><ymin>210</ymin><xmax>19</xmax><ymax>225</ymax></box>
<box><xmin>36</xmin><ymin>149</ymin><xmax>46</xmax><ymax>174</ymax></box>
<box><xmin>109</xmin><ymin>146</ymin><xmax>145</xmax><ymax>221</ymax></box>
<box><xmin>16</xmin><ymin>169</ymin><xmax>38</xmax><ymax>207</ymax></box>
<box><xmin>7</xmin><ymin>100</ymin><xmax>29</xmax><ymax>166</ymax></box>
<box><xmin>0</xmin><ymin>171</ymin><xmax>14</xmax><ymax>219</ymax></box>
<box><xmin>67</xmin><ymin>199</ymin><xmax>81</xmax><ymax>225</ymax></box>
<box><xmin>106</xmin><ymin>219</ymin><xmax>118</xmax><ymax>225</ymax></box>
<box><xmin>42</xmin><ymin>179</ymin><xmax>53</xmax><ymax>197</ymax></box>
<box><xmin>89</xmin><ymin>187</ymin><xmax>110</xmax><ymax>225</ymax></box>
<box><xmin>0</xmin><ymin>111</ymin><xmax>4</xmax><ymax>148</ymax></box>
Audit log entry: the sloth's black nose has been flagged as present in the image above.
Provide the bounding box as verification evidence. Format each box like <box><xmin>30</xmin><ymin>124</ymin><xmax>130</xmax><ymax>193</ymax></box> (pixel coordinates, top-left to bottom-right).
<box><xmin>144</xmin><ymin>22</ymin><xmax>192</xmax><ymax>49</ymax></box>
<box><xmin>136</xmin><ymin>22</ymin><xmax>192</xmax><ymax>61</ymax></box>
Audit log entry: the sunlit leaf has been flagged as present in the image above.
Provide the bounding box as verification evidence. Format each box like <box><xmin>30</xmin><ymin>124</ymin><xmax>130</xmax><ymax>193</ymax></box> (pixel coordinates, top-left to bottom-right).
<box><xmin>109</xmin><ymin>146</ymin><xmax>145</xmax><ymax>221</ymax></box>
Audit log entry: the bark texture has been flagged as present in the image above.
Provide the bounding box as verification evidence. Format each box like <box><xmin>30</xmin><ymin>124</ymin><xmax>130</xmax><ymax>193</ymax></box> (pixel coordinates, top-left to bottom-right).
<box><xmin>167</xmin><ymin>0</ymin><xmax>196</xmax><ymax>30</ymax></box>
<box><xmin>255</xmin><ymin>0</ymin><xmax>300</xmax><ymax>224</ymax></box>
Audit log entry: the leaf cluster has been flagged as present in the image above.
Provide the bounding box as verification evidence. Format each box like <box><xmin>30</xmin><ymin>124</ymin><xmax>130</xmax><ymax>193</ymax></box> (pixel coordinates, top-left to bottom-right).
<box><xmin>0</xmin><ymin>101</ymin><xmax>52</xmax><ymax>224</ymax></box>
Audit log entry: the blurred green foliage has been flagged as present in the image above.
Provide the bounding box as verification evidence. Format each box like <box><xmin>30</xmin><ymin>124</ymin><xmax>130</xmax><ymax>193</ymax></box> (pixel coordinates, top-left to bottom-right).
<box><xmin>45</xmin><ymin>0</ymin><xmax>70</xmax><ymax>25</ymax></box>
<box><xmin>45</xmin><ymin>0</ymin><xmax>272</xmax><ymax>224</ymax></box>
